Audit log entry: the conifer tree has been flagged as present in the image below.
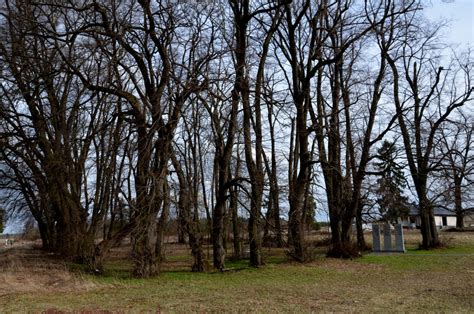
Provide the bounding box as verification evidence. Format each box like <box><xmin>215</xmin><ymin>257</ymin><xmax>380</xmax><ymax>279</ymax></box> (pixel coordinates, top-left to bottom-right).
<box><xmin>375</xmin><ymin>141</ymin><xmax>410</xmax><ymax>223</ymax></box>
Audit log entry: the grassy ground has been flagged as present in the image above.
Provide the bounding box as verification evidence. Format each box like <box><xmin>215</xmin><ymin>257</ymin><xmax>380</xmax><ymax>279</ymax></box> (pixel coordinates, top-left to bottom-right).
<box><xmin>1</xmin><ymin>230</ymin><xmax>473</xmax><ymax>312</ymax></box>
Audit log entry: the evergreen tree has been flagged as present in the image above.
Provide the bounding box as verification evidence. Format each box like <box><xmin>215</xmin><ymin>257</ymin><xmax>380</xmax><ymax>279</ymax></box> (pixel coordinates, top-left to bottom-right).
<box><xmin>303</xmin><ymin>195</ymin><xmax>318</xmax><ymax>232</ymax></box>
<box><xmin>374</xmin><ymin>141</ymin><xmax>410</xmax><ymax>223</ymax></box>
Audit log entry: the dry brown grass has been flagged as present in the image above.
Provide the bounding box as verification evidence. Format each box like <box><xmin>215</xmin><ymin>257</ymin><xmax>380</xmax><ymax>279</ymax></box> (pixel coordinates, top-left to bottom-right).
<box><xmin>0</xmin><ymin>242</ymin><xmax>99</xmax><ymax>298</ymax></box>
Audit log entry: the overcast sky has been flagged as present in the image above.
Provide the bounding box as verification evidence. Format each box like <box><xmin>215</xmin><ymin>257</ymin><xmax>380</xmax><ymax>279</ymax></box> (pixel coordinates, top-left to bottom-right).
<box><xmin>424</xmin><ymin>0</ymin><xmax>473</xmax><ymax>46</ymax></box>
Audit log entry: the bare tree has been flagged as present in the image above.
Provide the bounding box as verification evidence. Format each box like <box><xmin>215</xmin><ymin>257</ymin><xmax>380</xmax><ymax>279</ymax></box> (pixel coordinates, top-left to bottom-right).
<box><xmin>49</xmin><ymin>1</ymin><xmax>214</xmax><ymax>276</ymax></box>
<box><xmin>0</xmin><ymin>1</ymin><xmax>117</xmax><ymax>258</ymax></box>
<box><xmin>262</xmin><ymin>77</ymin><xmax>285</xmax><ymax>248</ymax></box>
<box><xmin>385</xmin><ymin>18</ymin><xmax>474</xmax><ymax>248</ymax></box>
<box><xmin>435</xmin><ymin>115</ymin><xmax>474</xmax><ymax>228</ymax></box>
<box><xmin>317</xmin><ymin>0</ymin><xmax>415</xmax><ymax>255</ymax></box>
<box><xmin>171</xmin><ymin>100</ymin><xmax>208</xmax><ymax>271</ymax></box>
<box><xmin>227</xmin><ymin>0</ymin><xmax>284</xmax><ymax>267</ymax></box>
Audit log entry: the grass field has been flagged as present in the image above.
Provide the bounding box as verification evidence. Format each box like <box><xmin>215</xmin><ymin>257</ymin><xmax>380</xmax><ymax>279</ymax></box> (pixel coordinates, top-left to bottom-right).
<box><xmin>1</xmin><ymin>230</ymin><xmax>473</xmax><ymax>312</ymax></box>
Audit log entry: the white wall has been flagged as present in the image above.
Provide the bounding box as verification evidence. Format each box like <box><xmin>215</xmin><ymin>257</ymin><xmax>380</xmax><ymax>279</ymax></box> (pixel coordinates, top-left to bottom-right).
<box><xmin>447</xmin><ymin>217</ymin><xmax>457</xmax><ymax>227</ymax></box>
<box><xmin>434</xmin><ymin>216</ymin><xmax>457</xmax><ymax>227</ymax></box>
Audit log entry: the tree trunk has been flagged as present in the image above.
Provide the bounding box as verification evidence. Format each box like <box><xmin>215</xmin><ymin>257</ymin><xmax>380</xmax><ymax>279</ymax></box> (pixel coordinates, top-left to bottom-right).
<box><xmin>454</xmin><ymin>181</ymin><xmax>464</xmax><ymax>228</ymax></box>
<box><xmin>288</xmin><ymin>179</ymin><xmax>306</xmax><ymax>261</ymax></box>
<box><xmin>418</xmin><ymin>185</ymin><xmax>440</xmax><ymax>249</ymax></box>
<box><xmin>53</xmin><ymin>199</ymin><xmax>86</xmax><ymax>259</ymax></box>
<box><xmin>156</xmin><ymin>181</ymin><xmax>170</xmax><ymax>263</ymax></box>
<box><xmin>288</xmin><ymin>110</ymin><xmax>310</xmax><ymax>261</ymax></box>
<box><xmin>177</xmin><ymin>207</ymin><xmax>187</xmax><ymax>244</ymax></box>
<box><xmin>131</xmin><ymin>215</ymin><xmax>160</xmax><ymax>278</ymax></box>
<box><xmin>262</xmin><ymin>106</ymin><xmax>283</xmax><ymax>247</ymax></box>
<box><xmin>356</xmin><ymin>205</ymin><xmax>367</xmax><ymax>250</ymax></box>
<box><xmin>456</xmin><ymin>210</ymin><xmax>464</xmax><ymax>229</ymax></box>
<box><xmin>230</xmin><ymin>186</ymin><xmax>241</xmax><ymax>259</ymax></box>
<box><xmin>171</xmin><ymin>153</ymin><xmax>206</xmax><ymax>271</ymax></box>
<box><xmin>248</xmin><ymin>190</ymin><xmax>263</xmax><ymax>266</ymax></box>
<box><xmin>327</xmin><ymin>203</ymin><xmax>343</xmax><ymax>257</ymax></box>
<box><xmin>212</xmin><ymin>196</ymin><xmax>226</xmax><ymax>270</ymax></box>
<box><xmin>189</xmin><ymin>231</ymin><xmax>205</xmax><ymax>272</ymax></box>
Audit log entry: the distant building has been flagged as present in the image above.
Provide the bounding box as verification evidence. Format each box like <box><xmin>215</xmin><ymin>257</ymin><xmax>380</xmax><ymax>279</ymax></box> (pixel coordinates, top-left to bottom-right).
<box><xmin>399</xmin><ymin>205</ymin><xmax>474</xmax><ymax>229</ymax></box>
<box><xmin>460</xmin><ymin>210</ymin><xmax>474</xmax><ymax>228</ymax></box>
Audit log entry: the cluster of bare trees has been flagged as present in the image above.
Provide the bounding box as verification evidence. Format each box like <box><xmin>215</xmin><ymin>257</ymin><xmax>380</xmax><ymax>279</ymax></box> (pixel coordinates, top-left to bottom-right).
<box><xmin>0</xmin><ymin>0</ymin><xmax>472</xmax><ymax>277</ymax></box>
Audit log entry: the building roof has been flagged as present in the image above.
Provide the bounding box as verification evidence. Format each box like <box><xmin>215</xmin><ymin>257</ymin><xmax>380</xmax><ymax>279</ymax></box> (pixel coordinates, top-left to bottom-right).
<box><xmin>409</xmin><ymin>205</ymin><xmax>457</xmax><ymax>217</ymax></box>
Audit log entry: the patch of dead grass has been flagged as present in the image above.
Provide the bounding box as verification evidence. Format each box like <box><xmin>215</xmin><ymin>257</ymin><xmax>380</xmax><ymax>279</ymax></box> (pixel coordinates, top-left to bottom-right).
<box><xmin>0</xmin><ymin>244</ymin><xmax>100</xmax><ymax>297</ymax></box>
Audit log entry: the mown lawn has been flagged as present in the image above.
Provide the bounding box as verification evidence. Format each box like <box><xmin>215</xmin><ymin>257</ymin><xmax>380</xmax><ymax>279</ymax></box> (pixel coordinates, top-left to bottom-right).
<box><xmin>1</xmin><ymin>231</ymin><xmax>473</xmax><ymax>312</ymax></box>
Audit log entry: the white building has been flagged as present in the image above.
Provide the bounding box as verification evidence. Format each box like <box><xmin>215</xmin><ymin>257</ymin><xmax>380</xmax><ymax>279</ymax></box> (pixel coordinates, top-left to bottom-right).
<box><xmin>403</xmin><ymin>206</ymin><xmax>457</xmax><ymax>229</ymax></box>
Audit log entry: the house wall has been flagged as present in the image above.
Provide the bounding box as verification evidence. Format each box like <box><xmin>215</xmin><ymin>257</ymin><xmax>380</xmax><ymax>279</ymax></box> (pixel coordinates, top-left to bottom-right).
<box><xmin>406</xmin><ymin>215</ymin><xmax>462</xmax><ymax>228</ymax></box>
<box><xmin>464</xmin><ymin>215</ymin><xmax>474</xmax><ymax>228</ymax></box>
<box><xmin>447</xmin><ymin>217</ymin><xmax>456</xmax><ymax>227</ymax></box>
<box><xmin>434</xmin><ymin>216</ymin><xmax>457</xmax><ymax>227</ymax></box>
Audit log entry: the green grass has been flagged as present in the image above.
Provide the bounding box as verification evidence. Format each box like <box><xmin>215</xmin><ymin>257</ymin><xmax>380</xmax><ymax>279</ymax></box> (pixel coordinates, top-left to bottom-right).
<box><xmin>6</xmin><ymin>263</ymin><xmax>352</xmax><ymax>312</ymax></box>
<box><xmin>1</xmin><ymin>232</ymin><xmax>474</xmax><ymax>312</ymax></box>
